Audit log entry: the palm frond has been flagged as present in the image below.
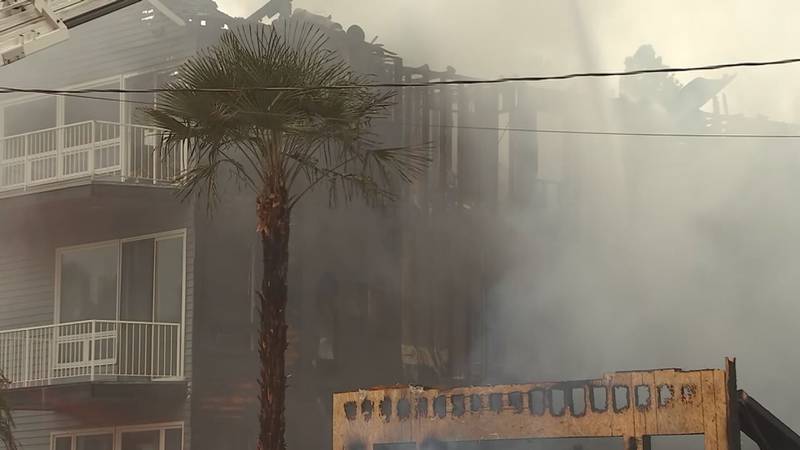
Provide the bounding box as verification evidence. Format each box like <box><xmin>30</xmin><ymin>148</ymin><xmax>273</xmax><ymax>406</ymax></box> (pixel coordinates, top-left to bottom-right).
<box><xmin>144</xmin><ymin>19</ymin><xmax>429</xmax><ymax>210</ymax></box>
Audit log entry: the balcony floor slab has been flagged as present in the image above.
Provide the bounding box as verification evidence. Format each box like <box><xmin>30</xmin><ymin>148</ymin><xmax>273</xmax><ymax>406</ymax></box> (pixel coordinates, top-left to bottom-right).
<box><xmin>5</xmin><ymin>379</ymin><xmax>188</xmax><ymax>411</ymax></box>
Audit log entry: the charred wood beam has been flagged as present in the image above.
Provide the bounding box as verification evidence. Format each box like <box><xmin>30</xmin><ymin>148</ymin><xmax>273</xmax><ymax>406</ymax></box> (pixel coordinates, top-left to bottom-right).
<box><xmin>739</xmin><ymin>390</ymin><xmax>800</xmax><ymax>450</ymax></box>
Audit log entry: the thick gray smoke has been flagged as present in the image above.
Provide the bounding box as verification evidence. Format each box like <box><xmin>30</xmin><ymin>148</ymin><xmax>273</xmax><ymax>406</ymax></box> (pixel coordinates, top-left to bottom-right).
<box><xmin>6</xmin><ymin>1</ymin><xmax>800</xmax><ymax>449</ymax></box>
<box><xmin>205</xmin><ymin>0</ymin><xmax>800</xmax><ymax>440</ymax></box>
<box><xmin>484</xmin><ymin>74</ymin><xmax>800</xmax><ymax>439</ymax></box>
<box><xmin>232</xmin><ymin>0</ymin><xmax>800</xmax><ymax>436</ymax></box>
<box><xmin>219</xmin><ymin>0</ymin><xmax>800</xmax><ymax>122</ymax></box>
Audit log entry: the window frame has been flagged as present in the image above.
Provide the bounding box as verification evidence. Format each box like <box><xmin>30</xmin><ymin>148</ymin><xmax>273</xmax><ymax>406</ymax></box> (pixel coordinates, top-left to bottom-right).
<box><xmin>52</xmin><ymin>427</ymin><xmax>114</xmax><ymax>450</ymax></box>
<box><xmin>0</xmin><ymin>64</ymin><xmax>182</xmax><ymax>139</ymax></box>
<box><xmin>0</xmin><ymin>75</ymin><xmax>123</xmax><ymax>139</ymax></box>
<box><xmin>1</xmin><ymin>95</ymin><xmax>59</xmax><ymax>138</ymax></box>
<box><xmin>63</xmin><ymin>80</ymin><xmax>123</xmax><ymax>126</ymax></box>
<box><xmin>53</xmin><ymin>229</ymin><xmax>187</xmax><ymax>327</ymax></box>
<box><xmin>51</xmin><ymin>422</ymin><xmax>185</xmax><ymax>450</ymax></box>
<box><xmin>55</xmin><ymin>239</ymin><xmax>120</xmax><ymax>323</ymax></box>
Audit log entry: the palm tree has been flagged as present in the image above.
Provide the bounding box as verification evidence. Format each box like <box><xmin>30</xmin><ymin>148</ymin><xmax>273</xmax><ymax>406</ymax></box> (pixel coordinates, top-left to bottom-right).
<box><xmin>0</xmin><ymin>373</ymin><xmax>16</xmax><ymax>450</ymax></box>
<box><xmin>146</xmin><ymin>22</ymin><xmax>427</xmax><ymax>450</ymax></box>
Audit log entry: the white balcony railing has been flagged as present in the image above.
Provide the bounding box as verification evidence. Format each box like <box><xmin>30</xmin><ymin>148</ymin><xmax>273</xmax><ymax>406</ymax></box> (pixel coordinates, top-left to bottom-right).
<box><xmin>0</xmin><ymin>320</ymin><xmax>183</xmax><ymax>388</ymax></box>
<box><xmin>0</xmin><ymin>121</ymin><xmax>186</xmax><ymax>194</ymax></box>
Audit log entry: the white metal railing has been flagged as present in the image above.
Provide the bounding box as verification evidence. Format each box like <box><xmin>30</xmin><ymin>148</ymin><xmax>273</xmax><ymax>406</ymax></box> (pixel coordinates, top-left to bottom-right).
<box><xmin>0</xmin><ymin>320</ymin><xmax>183</xmax><ymax>388</ymax></box>
<box><xmin>0</xmin><ymin>121</ymin><xmax>187</xmax><ymax>193</ymax></box>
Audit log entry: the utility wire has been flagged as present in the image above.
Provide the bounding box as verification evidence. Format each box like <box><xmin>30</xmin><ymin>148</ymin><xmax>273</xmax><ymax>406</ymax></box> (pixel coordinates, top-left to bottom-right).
<box><xmin>2</xmin><ymin>56</ymin><xmax>800</xmax><ymax>94</ymax></box>
<box><xmin>34</xmin><ymin>90</ymin><xmax>800</xmax><ymax>140</ymax></box>
<box><xmin>60</xmin><ymin>92</ymin><xmax>149</xmax><ymax>105</ymax></box>
<box><xmin>237</xmin><ymin>109</ymin><xmax>800</xmax><ymax>139</ymax></box>
<box><xmin>430</xmin><ymin>123</ymin><xmax>800</xmax><ymax>139</ymax></box>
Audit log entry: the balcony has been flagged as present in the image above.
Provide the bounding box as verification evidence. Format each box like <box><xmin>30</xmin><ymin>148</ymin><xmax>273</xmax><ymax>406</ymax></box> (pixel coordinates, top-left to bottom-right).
<box><xmin>0</xmin><ymin>121</ymin><xmax>186</xmax><ymax>198</ymax></box>
<box><xmin>0</xmin><ymin>320</ymin><xmax>183</xmax><ymax>389</ymax></box>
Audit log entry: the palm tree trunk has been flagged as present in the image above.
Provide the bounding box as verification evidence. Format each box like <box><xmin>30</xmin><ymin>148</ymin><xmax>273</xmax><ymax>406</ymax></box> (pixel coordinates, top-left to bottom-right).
<box><xmin>256</xmin><ymin>188</ymin><xmax>290</xmax><ymax>450</ymax></box>
<box><xmin>0</xmin><ymin>372</ymin><xmax>16</xmax><ymax>450</ymax></box>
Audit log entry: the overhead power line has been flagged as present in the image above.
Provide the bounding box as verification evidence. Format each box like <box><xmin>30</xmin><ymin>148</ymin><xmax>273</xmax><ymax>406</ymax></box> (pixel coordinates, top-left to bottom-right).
<box><xmin>2</xmin><ymin>56</ymin><xmax>800</xmax><ymax>95</ymax></box>
<box><xmin>237</xmin><ymin>110</ymin><xmax>800</xmax><ymax>139</ymax></box>
<box><xmin>55</xmin><ymin>93</ymin><xmax>800</xmax><ymax>139</ymax></box>
<box><xmin>434</xmin><ymin>124</ymin><xmax>800</xmax><ymax>139</ymax></box>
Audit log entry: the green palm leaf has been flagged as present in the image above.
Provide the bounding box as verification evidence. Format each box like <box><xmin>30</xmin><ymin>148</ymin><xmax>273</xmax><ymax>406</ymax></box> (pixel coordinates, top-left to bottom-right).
<box><xmin>143</xmin><ymin>18</ymin><xmax>430</xmax><ymax>450</ymax></box>
<box><xmin>145</xmin><ymin>20</ymin><xmax>429</xmax><ymax>209</ymax></box>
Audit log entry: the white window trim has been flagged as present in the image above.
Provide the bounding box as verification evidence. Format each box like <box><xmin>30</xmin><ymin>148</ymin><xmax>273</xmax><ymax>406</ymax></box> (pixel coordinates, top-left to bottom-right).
<box><xmin>51</xmin><ymin>421</ymin><xmax>184</xmax><ymax>450</ymax></box>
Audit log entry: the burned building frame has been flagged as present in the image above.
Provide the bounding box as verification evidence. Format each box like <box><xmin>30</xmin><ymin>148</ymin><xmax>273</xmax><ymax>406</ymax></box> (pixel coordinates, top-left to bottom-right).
<box><xmin>333</xmin><ymin>359</ymin><xmax>800</xmax><ymax>450</ymax></box>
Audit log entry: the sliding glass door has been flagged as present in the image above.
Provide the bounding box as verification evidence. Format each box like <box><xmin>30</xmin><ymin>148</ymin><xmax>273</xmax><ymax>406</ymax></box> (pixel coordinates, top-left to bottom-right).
<box><xmin>56</xmin><ymin>231</ymin><xmax>185</xmax><ymax>377</ymax></box>
<box><xmin>57</xmin><ymin>231</ymin><xmax>185</xmax><ymax>325</ymax></box>
<box><xmin>154</xmin><ymin>237</ymin><xmax>183</xmax><ymax>323</ymax></box>
<box><xmin>120</xmin><ymin>238</ymin><xmax>155</xmax><ymax>322</ymax></box>
<box><xmin>59</xmin><ymin>243</ymin><xmax>119</xmax><ymax>322</ymax></box>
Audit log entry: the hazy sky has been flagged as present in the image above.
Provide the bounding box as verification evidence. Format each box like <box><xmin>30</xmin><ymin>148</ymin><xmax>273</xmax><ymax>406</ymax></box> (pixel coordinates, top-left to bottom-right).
<box><xmin>215</xmin><ymin>0</ymin><xmax>800</xmax><ymax>124</ymax></box>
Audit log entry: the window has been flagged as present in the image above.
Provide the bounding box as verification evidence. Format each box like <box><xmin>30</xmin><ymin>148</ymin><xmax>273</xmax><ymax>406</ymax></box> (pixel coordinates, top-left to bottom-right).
<box><xmin>120</xmin><ymin>238</ymin><xmax>155</xmax><ymax>321</ymax></box>
<box><xmin>52</xmin><ymin>433</ymin><xmax>113</xmax><ymax>450</ymax></box>
<box><xmin>59</xmin><ymin>243</ymin><xmax>119</xmax><ymax>322</ymax></box>
<box><xmin>163</xmin><ymin>429</ymin><xmax>182</xmax><ymax>450</ymax></box>
<box><xmin>120</xmin><ymin>430</ymin><xmax>159</xmax><ymax>450</ymax></box>
<box><xmin>64</xmin><ymin>81</ymin><xmax>120</xmax><ymax>125</ymax></box>
<box><xmin>57</xmin><ymin>231</ymin><xmax>185</xmax><ymax>325</ymax></box>
<box><xmin>53</xmin><ymin>424</ymin><xmax>182</xmax><ymax>450</ymax></box>
<box><xmin>123</xmin><ymin>69</ymin><xmax>180</xmax><ymax>125</ymax></box>
<box><xmin>120</xmin><ymin>426</ymin><xmax>182</xmax><ymax>450</ymax></box>
<box><xmin>77</xmin><ymin>434</ymin><xmax>114</xmax><ymax>450</ymax></box>
<box><xmin>54</xmin><ymin>436</ymin><xmax>71</xmax><ymax>450</ymax></box>
<box><xmin>4</xmin><ymin>96</ymin><xmax>57</xmax><ymax>136</ymax></box>
<box><xmin>155</xmin><ymin>237</ymin><xmax>183</xmax><ymax>323</ymax></box>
